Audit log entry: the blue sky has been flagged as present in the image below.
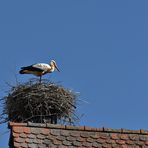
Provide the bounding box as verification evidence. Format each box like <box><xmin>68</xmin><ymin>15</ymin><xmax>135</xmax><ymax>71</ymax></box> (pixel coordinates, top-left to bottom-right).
<box><xmin>1</xmin><ymin>0</ymin><xmax>148</xmax><ymax>146</ymax></box>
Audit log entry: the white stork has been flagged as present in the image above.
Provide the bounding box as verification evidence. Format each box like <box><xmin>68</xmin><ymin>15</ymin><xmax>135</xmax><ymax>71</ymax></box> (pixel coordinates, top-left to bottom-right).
<box><xmin>19</xmin><ymin>60</ymin><xmax>60</xmax><ymax>82</ymax></box>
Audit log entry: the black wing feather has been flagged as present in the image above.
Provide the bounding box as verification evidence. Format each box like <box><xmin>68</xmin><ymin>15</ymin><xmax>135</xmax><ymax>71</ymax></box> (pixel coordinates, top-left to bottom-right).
<box><xmin>21</xmin><ymin>65</ymin><xmax>44</xmax><ymax>72</ymax></box>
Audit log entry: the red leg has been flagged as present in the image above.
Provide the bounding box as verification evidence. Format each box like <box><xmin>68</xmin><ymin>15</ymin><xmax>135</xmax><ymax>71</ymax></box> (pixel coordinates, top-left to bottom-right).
<box><xmin>39</xmin><ymin>76</ymin><xmax>42</xmax><ymax>83</ymax></box>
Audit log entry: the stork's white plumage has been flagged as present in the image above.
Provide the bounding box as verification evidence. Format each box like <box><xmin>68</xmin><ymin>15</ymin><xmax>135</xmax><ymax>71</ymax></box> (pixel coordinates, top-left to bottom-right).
<box><xmin>19</xmin><ymin>60</ymin><xmax>60</xmax><ymax>82</ymax></box>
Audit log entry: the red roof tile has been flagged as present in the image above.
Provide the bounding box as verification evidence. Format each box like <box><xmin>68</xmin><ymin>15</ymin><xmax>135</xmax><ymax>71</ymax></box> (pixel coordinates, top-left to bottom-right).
<box><xmin>9</xmin><ymin>122</ymin><xmax>148</xmax><ymax>148</ymax></box>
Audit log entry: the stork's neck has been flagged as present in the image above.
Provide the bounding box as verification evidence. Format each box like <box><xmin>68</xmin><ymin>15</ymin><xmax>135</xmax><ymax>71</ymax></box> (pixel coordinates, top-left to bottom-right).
<box><xmin>50</xmin><ymin>63</ymin><xmax>55</xmax><ymax>72</ymax></box>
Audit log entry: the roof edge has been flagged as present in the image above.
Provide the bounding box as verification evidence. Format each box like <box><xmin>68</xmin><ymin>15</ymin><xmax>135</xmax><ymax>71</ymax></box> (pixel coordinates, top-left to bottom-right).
<box><xmin>8</xmin><ymin>122</ymin><xmax>148</xmax><ymax>135</ymax></box>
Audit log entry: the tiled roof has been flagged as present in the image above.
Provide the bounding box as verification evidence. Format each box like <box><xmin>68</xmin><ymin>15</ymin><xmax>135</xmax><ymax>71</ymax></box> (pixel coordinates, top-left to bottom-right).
<box><xmin>9</xmin><ymin>122</ymin><xmax>148</xmax><ymax>148</ymax></box>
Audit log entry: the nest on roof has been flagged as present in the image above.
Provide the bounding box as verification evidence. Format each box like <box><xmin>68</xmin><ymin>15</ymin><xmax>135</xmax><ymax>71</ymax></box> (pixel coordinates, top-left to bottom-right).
<box><xmin>0</xmin><ymin>79</ymin><xmax>78</xmax><ymax>125</ymax></box>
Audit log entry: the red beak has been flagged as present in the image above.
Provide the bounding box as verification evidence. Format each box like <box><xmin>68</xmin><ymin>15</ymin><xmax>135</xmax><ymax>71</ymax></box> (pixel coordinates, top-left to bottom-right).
<box><xmin>55</xmin><ymin>65</ymin><xmax>60</xmax><ymax>72</ymax></box>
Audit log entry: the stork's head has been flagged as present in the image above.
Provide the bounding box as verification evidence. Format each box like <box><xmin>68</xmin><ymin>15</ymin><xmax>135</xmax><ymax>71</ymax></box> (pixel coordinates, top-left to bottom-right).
<box><xmin>50</xmin><ymin>60</ymin><xmax>60</xmax><ymax>72</ymax></box>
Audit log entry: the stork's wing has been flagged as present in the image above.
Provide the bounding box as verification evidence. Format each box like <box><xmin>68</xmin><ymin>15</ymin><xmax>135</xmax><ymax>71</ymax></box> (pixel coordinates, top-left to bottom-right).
<box><xmin>32</xmin><ymin>63</ymin><xmax>51</xmax><ymax>71</ymax></box>
<box><xmin>21</xmin><ymin>65</ymin><xmax>44</xmax><ymax>72</ymax></box>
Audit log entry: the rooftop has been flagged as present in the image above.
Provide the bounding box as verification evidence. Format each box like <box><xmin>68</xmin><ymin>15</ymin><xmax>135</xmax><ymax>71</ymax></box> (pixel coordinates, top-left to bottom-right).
<box><xmin>9</xmin><ymin>122</ymin><xmax>148</xmax><ymax>148</ymax></box>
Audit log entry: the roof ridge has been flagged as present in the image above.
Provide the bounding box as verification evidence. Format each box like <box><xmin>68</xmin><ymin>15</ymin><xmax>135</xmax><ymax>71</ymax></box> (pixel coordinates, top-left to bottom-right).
<box><xmin>8</xmin><ymin>122</ymin><xmax>148</xmax><ymax>135</ymax></box>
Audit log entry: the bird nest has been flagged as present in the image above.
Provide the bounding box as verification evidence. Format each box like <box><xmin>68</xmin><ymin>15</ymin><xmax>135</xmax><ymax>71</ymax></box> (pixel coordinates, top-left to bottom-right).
<box><xmin>0</xmin><ymin>79</ymin><xmax>78</xmax><ymax>125</ymax></box>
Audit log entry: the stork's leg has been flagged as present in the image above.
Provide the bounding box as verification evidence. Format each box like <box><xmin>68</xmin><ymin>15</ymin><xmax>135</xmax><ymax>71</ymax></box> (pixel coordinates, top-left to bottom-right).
<box><xmin>39</xmin><ymin>76</ymin><xmax>42</xmax><ymax>83</ymax></box>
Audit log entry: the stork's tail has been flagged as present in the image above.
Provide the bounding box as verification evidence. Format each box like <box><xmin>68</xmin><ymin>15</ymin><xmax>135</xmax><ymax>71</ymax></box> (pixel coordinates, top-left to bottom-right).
<box><xmin>19</xmin><ymin>70</ymin><xmax>26</xmax><ymax>74</ymax></box>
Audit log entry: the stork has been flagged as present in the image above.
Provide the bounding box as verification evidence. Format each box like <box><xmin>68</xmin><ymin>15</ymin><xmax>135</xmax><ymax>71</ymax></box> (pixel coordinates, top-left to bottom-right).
<box><xmin>19</xmin><ymin>60</ymin><xmax>60</xmax><ymax>82</ymax></box>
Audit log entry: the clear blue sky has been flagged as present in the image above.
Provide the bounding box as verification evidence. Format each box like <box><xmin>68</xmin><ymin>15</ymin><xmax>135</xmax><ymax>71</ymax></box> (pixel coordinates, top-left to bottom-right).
<box><xmin>1</xmin><ymin>0</ymin><xmax>148</xmax><ymax>147</ymax></box>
